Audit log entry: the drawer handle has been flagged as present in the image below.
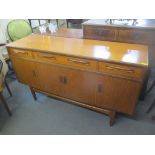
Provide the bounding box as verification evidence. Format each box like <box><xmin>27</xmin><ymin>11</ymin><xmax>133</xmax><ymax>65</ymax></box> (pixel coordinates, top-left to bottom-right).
<box><xmin>14</xmin><ymin>50</ymin><xmax>27</xmax><ymax>54</ymax></box>
<box><xmin>68</xmin><ymin>58</ymin><xmax>90</xmax><ymax>65</ymax></box>
<box><xmin>63</xmin><ymin>76</ymin><xmax>67</xmax><ymax>84</ymax></box>
<box><xmin>106</xmin><ymin>66</ymin><xmax>134</xmax><ymax>73</ymax></box>
<box><xmin>38</xmin><ymin>55</ymin><xmax>56</xmax><ymax>59</ymax></box>
<box><xmin>59</xmin><ymin>76</ymin><xmax>64</xmax><ymax>83</ymax></box>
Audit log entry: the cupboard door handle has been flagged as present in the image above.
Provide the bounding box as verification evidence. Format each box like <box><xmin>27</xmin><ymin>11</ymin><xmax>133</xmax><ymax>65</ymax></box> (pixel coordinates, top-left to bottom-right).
<box><xmin>98</xmin><ymin>84</ymin><xmax>102</xmax><ymax>93</ymax></box>
<box><xmin>63</xmin><ymin>76</ymin><xmax>67</xmax><ymax>84</ymax></box>
<box><xmin>68</xmin><ymin>58</ymin><xmax>90</xmax><ymax>65</ymax></box>
<box><xmin>32</xmin><ymin>70</ymin><xmax>36</xmax><ymax>77</ymax></box>
<box><xmin>38</xmin><ymin>55</ymin><xmax>56</xmax><ymax>59</ymax></box>
<box><xmin>59</xmin><ymin>76</ymin><xmax>64</xmax><ymax>83</ymax></box>
<box><xmin>106</xmin><ymin>66</ymin><xmax>134</xmax><ymax>73</ymax></box>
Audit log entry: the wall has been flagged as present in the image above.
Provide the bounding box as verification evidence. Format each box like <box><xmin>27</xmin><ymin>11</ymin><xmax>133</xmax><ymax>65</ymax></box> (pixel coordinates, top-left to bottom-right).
<box><xmin>0</xmin><ymin>19</ymin><xmax>13</xmax><ymax>40</ymax></box>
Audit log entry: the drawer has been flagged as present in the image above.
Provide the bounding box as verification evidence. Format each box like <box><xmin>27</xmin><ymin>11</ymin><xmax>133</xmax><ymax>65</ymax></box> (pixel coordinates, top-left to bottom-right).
<box><xmin>83</xmin><ymin>25</ymin><xmax>116</xmax><ymax>41</ymax></box>
<box><xmin>99</xmin><ymin>62</ymin><xmax>145</xmax><ymax>80</ymax></box>
<box><xmin>118</xmin><ymin>29</ymin><xmax>155</xmax><ymax>44</ymax></box>
<box><xmin>10</xmin><ymin>48</ymin><xmax>32</xmax><ymax>58</ymax></box>
<box><xmin>59</xmin><ymin>56</ymin><xmax>98</xmax><ymax>71</ymax></box>
<box><xmin>33</xmin><ymin>52</ymin><xmax>58</xmax><ymax>63</ymax></box>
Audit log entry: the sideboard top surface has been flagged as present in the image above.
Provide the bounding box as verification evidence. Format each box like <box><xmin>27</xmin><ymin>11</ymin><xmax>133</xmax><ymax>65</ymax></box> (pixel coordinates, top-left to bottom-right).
<box><xmin>7</xmin><ymin>34</ymin><xmax>148</xmax><ymax>67</ymax></box>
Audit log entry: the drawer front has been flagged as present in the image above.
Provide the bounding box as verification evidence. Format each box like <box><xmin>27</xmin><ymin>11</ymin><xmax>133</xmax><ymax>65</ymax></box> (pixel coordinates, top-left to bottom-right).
<box><xmin>59</xmin><ymin>56</ymin><xmax>98</xmax><ymax>71</ymax></box>
<box><xmin>99</xmin><ymin>62</ymin><xmax>145</xmax><ymax>80</ymax></box>
<box><xmin>33</xmin><ymin>52</ymin><xmax>58</xmax><ymax>63</ymax></box>
<box><xmin>33</xmin><ymin>51</ymin><xmax>98</xmax><ymax>71</ymax></box>
<box><xmin>10</xmin><ymin>48</ymin><xmax>32</xmax><ymax>58</ymax></box>
<box><xmin>83</xmin><ymin>26</ymin><xmax>116</xmax><ymax>41</ymax></box>
<box><xmin>118</xmin><ymin>29</ymin><xmax>155</xmax><ymax>44</ymax></box>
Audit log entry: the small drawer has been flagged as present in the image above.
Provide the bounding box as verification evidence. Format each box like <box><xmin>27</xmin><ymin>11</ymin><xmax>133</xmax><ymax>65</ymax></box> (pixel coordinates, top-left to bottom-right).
<box><xmin>60</xmin><ymin>56</ymin><xmax>98</xmax><ymax>71</ymax></box>
<box><xmin>10</xmin><ymin>48</ymin><xmax>32</xmax><ymax>58</ymax></box>
<box><xmin>118</xmin><ymin>29</ymin><xmax>155</xmax><ymax>44</ymax></box>
<box><xmin>99</xmin><ymin>62</ymin><xmax>145</xmax><ymax>79</ymax></box>
<box><xmin>83</xmin><ymin>26</ymin><xmax>116</xmax><ymax>41</ymax></box>
<box><xmin>33</xmin><ymin>52</ymin><xmax>58</xmax><ymax>63</ymax></box>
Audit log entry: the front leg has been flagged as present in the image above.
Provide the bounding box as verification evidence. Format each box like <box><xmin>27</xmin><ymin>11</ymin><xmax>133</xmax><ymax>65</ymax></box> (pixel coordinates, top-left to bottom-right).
<box><xmin>29</xmin><ymin>87</ymin><xmax>37</xmax><ymax>100</ymax></box>
<box><xmin>109</xmin><ymin>111</ymin><xmax>116</xmax><ymax>126</ymax></box>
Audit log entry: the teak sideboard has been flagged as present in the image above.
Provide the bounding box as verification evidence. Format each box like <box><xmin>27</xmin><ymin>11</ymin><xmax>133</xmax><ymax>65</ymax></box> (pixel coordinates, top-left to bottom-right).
<box><xmin>7</xmin><ymin>34</ymin><xmax>148</xmax><ymax>126</ymax></box>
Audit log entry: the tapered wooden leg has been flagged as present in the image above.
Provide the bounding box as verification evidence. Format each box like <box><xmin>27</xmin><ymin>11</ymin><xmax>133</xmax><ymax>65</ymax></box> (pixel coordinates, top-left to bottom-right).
<box><xmin>0</xmin><ymin>92</ymin><xmax>12</xmax><ymax>116</ymax></box>
<box><xmin>30</xmin><ymin>87</ymin><xmax>37</xmax><ymax>100</ymax></box>
<box><xmin>146</xmin><ymin>98</ymin><xmax>155</xmax><ymax>113</ymax></box>
<box><xmin>4</xmin><ymin>79</ymin><xmax>12</xmax><ymax>97</ymax></box>
<box><xmin>109</xmin><ymin>111</ymin><xmax>116</xmax><ymax>126</ymax></box>
<box><xmin>146</xmin><ymin>80</ymin><xmax>155</xmax><ymax>95</ymax></box>
<box><xmin>152</xmin><ymin>115</ymin><xmax>155</xmax><ymax>120</ymax></box>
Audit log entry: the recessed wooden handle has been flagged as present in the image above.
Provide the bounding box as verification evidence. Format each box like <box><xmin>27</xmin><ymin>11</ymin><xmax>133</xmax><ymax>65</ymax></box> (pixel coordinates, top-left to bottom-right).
<box><xmin>63</xmin><ymin>76</ymin><xmax>67</xmax><ymax>84</ymax></box>
<box><xmin>59</xmin><ymin>76</ymin><xmax>64</xmax><ymax>83</ymax></box>
<box><xmin>32</xmin><ymin>70</ymin><xmax>36</xmax><ymax>77</ymax></box>
<box><xmin>106</xmin><ymin>66</ymin><xmax>134</xmax><ymax>73</ymax></box>
<box><xmin>68</xmin><ymin>58</ymin><xmax>90</xmax><ymax>65</ymax></box>
<box><xmin>38</xmin><ymin>54</ymin><xmax>56</xmax><ymax>59</ymax></box>
<box><xmin>98</xmin><ymin>84</ymin><xmax>102</xmax><ymax>93</ymax></box>
<box><xmin>14</xmin><ymin>50</ymin><xmax>27</xmax><ymax>54</ymax></box>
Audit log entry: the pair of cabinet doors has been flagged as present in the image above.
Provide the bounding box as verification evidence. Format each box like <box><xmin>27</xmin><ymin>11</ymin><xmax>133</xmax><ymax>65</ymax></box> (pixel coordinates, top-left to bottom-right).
<box><xmin>12</xmin><ymin>57</ymin><xmax>141</xmax><ymax>114</ymax></box>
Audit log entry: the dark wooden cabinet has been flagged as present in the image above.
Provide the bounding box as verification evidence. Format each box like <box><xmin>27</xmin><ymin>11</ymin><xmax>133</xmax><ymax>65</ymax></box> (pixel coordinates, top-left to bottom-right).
<box><xmin>83</xmin><ymin>20</ymin><xmax>155</xmax><ymax>45</ymax></box>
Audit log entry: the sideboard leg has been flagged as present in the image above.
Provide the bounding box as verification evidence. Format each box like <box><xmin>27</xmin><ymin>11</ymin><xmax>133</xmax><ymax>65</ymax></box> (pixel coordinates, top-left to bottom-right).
<box><xmin>30</xmin><ymin>87</ymin><xmax>37</xmax><ymax>100</ymax></box>
<box><xmin>0</xmin><ymin>93</ymin><xmax>12</xmax><ymax>116</ymax></box>
<box><xmin>109</xmin><ymin>111</ymin><xmax>116</xmax><ymax>126</ymax></box>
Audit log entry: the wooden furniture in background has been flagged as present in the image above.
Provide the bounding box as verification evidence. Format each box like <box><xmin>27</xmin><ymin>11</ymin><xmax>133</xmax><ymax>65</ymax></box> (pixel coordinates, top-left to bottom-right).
<box><xmin>66</xmin><ymin>19</ymin><xmax>83</xmax><ymax>28</ymax></box>
<box><xmin>7</xmin><ymin>34</ymin><xmax>148</xmax><ymax>126</ymax></box>
<box><xmin>83</xmin><ymin>19</ymin><xmax>155</xmax><ymax>45</ymax></box>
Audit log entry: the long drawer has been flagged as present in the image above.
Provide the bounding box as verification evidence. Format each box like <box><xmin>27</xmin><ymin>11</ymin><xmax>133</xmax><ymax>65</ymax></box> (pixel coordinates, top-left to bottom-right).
<box><xmin>33</xmin><ymin>52</ymin><xmax>58</xmax><ymax>63</ymax></box>
<box><xmin>99</xmin><ymin>61</ymin><xmax>145</xmax><ymax>80</ymax></box>
<box><xmin>33</xmin><ymin>51</ymin><xmax>98</xmax><ymax>71</ymax></box>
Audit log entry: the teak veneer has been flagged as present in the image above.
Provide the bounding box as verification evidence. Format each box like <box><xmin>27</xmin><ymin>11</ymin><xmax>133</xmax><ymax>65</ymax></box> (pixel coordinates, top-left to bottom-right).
<box><xmin>7</xmin><ymin>34</ymin><xmax>148</xmax><ymax>126</ymax></box>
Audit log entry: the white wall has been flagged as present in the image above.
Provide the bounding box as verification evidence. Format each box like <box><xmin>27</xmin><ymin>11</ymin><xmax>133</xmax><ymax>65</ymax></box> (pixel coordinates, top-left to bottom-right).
<box><xmin>0</xmin><ymin>19</ymin><xmax>13</xmax><ymax>40</ymax></box>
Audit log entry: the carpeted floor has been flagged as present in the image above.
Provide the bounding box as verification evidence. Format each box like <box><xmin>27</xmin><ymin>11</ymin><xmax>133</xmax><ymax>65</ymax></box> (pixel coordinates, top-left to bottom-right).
<box><xmin>0</xmin><ymin>76</ymin><xmax>154</xmax><ymax>135</ymax></box>
<box><xmin>0</xmin><ymin>45</ymin><xmax>155</xmax><ymax>135</ymax></box>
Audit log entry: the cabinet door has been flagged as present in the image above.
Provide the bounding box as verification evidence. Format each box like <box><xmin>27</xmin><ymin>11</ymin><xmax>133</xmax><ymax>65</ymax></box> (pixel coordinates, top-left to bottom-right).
<box><xmin>35</xmin><ymin>62</ymin><xmax>95</xmax><ymax>105</ymax></box>
<box><xmin>35</xmin><ymin>62</ymin><xmax>64</xmax><ymax>96</ymax></box>
<box><xmin>95</xmin><ymin>74</ymin><xmax>141</xmax><ymax>114</ymax></box>
<box><xmin>62</xmin><ymin>68</ymin><xmax>95</xmax><ymax>105</ymax></box>
<box><xmin>11</xmin><ymin>57</ymin><xmax>39</xmax><ymax>88</ymax></box>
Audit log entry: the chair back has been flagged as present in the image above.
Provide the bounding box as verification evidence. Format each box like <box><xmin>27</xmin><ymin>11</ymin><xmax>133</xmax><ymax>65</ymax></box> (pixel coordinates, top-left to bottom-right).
<box><xmin>0</xmin><ymin>53</ymin><xmax>8</xmax><ymax>77</ymax></box>
<box><xmin>0</xmin><ymin>53</ymin><xmax>8</xmax><ymax>91</ymax></box>
<box><xmin>7</xmin><ymin>20</ymin><xmax>32</xmax><ymax>41</ymax></box>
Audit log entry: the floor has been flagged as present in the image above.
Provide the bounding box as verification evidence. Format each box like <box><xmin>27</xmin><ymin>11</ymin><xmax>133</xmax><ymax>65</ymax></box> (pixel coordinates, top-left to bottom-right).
<box><xmin>0</xmin><ymin>78</ymin><xmax>155</xmax><ymax>135</ymax></box>
<box><xmin>0</xmin><ymin>40</ymin><xmax>155</xmax><ymax>135</ymax></box>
